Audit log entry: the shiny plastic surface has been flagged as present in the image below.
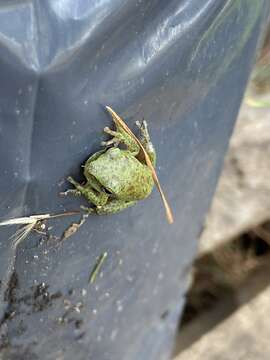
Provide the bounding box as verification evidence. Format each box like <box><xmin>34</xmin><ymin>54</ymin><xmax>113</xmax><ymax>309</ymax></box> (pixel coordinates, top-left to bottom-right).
<box><xmin>0</xmin><ymin>1</ymin><xmax>269</xmax><ymax>359</ymax></box>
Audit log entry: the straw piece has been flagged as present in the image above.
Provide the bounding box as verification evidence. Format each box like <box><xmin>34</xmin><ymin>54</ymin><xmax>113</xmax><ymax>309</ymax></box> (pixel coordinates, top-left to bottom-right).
<box><xmin>106</xmin><ymin>106</ymin><xmax>174</xmax><ymax>224</ymax></box>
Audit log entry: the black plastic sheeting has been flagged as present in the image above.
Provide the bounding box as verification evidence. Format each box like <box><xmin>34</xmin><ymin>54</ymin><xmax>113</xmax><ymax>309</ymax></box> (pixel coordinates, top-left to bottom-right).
<box><xmin>0</xmin><ymin>1</ymin><xmax>269</xmax><ymax>359</ymax></box>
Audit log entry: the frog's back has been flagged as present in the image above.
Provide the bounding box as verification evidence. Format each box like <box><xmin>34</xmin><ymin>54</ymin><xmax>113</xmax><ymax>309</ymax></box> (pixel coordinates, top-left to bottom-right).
<box><xmin>88</xmin><ymin>148</ymin><xmax>154</xmax><ymax>201</ymax></box>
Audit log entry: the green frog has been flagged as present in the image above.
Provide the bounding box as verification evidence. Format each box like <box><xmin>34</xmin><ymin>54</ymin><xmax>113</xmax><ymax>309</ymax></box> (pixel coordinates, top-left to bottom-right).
<box><xmin>63</xmin><ymin>118</ymin><xmax>156</xmax><ymax>215</ymax></box>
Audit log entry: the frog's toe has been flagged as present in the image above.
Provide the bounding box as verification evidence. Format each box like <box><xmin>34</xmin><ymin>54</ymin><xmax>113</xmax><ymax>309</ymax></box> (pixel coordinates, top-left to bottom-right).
<box><xmin>103</xmin><ymin>126</ymin><xmax>116</xmax><ymax>136</ymax></box>
<box><xmin>101</xmin><ymin>138</ymin><xmax>120</xmax><ymax>147</ymax></box>
<box><xmin>135</xmin><ymin>120</ymin><xmax>142</xmax><ymax>128</ymax></box>
<box><xmin>67</xmin><ymin>176</ymin><xmax>75</xmax><ymax>184</ymax></box>
<box><xmin>60</xmin><ymin>189</ymin><xmax>81</xmax><ymax>197</ymax></box>
<box><xmin>67</xmin><ymin>176</ymin><xmax>81</xmax><ymax>188</ymax></box>
<box><xmin>142</xmin><ymin>120</ymin><xmax>148</xmax><ymax>129</ymax></box>
<box><xmin>80</xmin><ymin>205</ymin><xmax>95</xmax><ymax>214</ymax></box>
<box><xmin>101</xmin><ymin>139</ymin><xmax>114</xmax><ymax>146</ymax></box>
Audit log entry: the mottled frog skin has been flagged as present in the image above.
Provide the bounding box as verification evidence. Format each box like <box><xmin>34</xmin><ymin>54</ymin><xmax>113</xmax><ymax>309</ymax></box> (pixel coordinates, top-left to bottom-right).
<box><xmin>65</xmin><ymin>119</ymin><xmax>156</xmax><ymax>215</ymax></box>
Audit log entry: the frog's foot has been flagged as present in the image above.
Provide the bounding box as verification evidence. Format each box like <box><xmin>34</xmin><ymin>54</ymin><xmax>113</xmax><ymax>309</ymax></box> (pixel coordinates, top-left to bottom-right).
<box><xmin>136</xmin><ymin>120</ymin><xmax>150</xmax><ymax>142</ymax></box>
<box><xmin>102</xmin><ymin>127</ymin><xmax>122</xmax><ymax>147</ymax></box>
<box><xmin>103</xmin><ymin>126</ymin><xmax>121</xmax><ymax>138</ymax></box>
<box><xmin>103</xmin><ymin>126</ymin><xmax>140</xmax><ymax>155</ymax></box>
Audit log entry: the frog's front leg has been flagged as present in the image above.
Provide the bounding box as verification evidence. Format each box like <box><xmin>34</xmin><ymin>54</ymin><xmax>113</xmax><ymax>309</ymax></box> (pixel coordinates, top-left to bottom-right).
<box><xmin>102</xmin><ymin>127</ymin><xmax>140</xmax><ymax>156</ymax></box>
<box><xmin>67</xmin><ymin>176</ymin><xmax>109</xmax><ymax>206</ymax></box>
<box><xmin>95</xmin><ymin>199</ymin><xmax>137</xmax><ymax>215</ymax></box>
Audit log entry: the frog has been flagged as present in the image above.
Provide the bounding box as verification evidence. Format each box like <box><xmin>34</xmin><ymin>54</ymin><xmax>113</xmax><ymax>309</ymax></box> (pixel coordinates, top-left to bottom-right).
<box><xmin>62</xmin><ymin>117</ymin><xmax>156</xmax><ymax>215</ymax></box>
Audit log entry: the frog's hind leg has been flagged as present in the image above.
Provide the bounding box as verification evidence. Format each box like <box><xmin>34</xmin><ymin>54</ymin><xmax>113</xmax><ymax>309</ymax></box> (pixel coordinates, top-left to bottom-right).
<box><xmin>67</xmin><ymin>176</ymin><xmax>109</xmax><ymax>206</ymax></box>
<box><xmin>136</xmin><ymin>120</ymin><xmax>156</xmax><ymax>166</ymax></box>
<box><xmin>95</xmin><ymin>199</ymin><xmax>137</xmax><ymax>215</ymax></box>
<box><xmin>83</xmin><ymin>173</ymin><xmax>104</xmax><ymax>193</ymax></box>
